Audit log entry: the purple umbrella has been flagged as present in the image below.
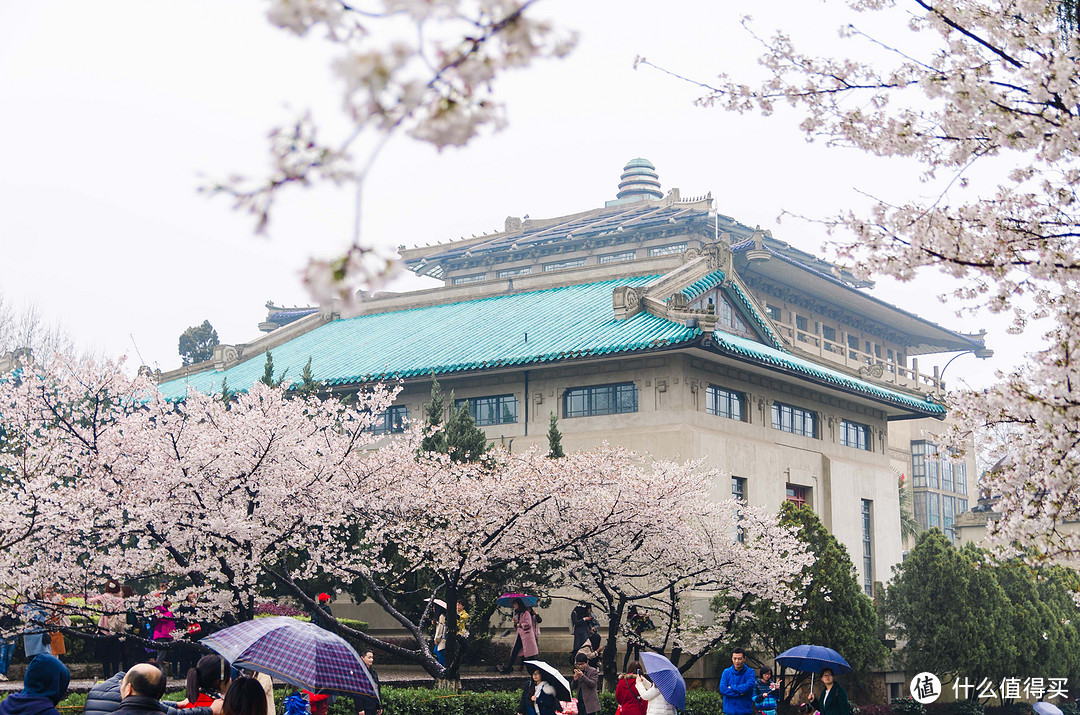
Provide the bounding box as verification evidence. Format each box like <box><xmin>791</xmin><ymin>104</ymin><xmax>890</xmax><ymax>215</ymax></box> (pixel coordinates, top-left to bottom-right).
<box><xmin>201</xmin><ymin>616</ymin><xmax>377</xmax><ymax>697</ymax></box>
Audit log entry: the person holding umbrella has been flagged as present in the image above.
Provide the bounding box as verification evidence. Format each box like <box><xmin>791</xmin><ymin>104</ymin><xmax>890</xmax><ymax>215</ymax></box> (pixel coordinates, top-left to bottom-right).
<box><xmin>807</xmin><ymin>669</ymin><xmax>849</xmax><ymax>715</ymax></box>
<box><xmin>635</xmin><ymin>671</ymin><xmax>675</xmax><ymax>715</ymax></box>
<box><xmin>518</xmin><ymin>669</ymin><xmax>558</xmax><ymax>715</ymax></box>
<box><xmin>500</xmin><ymin>598</ymin><xmax>539</xmax><ymax>674</ymax></box>
<box><xmin>616</xmin><ymin>661</ymin><xmax>647</xmax><ymax>715</ymax></box>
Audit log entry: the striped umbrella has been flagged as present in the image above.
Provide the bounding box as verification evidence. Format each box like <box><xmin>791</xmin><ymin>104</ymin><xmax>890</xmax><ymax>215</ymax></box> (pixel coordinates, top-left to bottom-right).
<box><xmin>640</xmin><ymin>652</ymin><xmax>686</xmax><ymax>710</ymax></box>
<box><xmin>201</xmin><ymin>617</ymin><xmax>377</xmax><ymax>697</ymax></box>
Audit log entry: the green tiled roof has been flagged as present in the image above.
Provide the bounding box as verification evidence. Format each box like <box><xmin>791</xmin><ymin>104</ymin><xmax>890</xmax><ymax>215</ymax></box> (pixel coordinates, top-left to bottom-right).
<box><xmin>724</xmin><ymin>281</ymin><xmax>786</xmax><ymax>351</ymax></box>
<box><xmin>157</xmin><ymin>276</ymin><xmax>698</xmax><ymax>400</ymax></box>
<box><xmin>680</xmin><ymin>270</ymin><xmax>726</xmax><ymax>301</ymax></box>
<box><xmin>709</xmin><ymin>330</ymin><xmax>946</xmax><ymax>415</ymax></box>
<box><xmin>157</xmin><ymin>276</ymin><xmax>944</xmax><ymax>416</ymax></box>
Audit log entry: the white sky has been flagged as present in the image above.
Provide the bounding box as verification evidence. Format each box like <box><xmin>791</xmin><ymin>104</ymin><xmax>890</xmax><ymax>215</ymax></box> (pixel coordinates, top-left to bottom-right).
<box><xmin>0</xmin><ymin>1</ymin><xmax>1025</xmax><ymax>390</ymax></box>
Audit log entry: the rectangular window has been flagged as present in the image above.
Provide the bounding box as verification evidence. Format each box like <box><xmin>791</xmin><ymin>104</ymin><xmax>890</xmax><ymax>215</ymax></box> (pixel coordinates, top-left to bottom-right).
<box><xmin>862</xmin><ymin>500</ymin><xmax>873</xmax><ymax>596</ymax></box>
<box><xmin>733</xmin><ymin>477</ymin><xmax>747</xmax><ymax>543</ymax></box>
<box><xmin>371</xmin><ymin>405</ymin><xmax>408</xmax><ymax>435</ymax></box>
<box><xmin>765</xmin><ymin>304</ymin><xmax>782</xmax><ymax>321</ymax></box>
<box><xmin>543</xmin><ymin>258</ymin><xmax>587</xmax><ymax>272</ymax></box>
<box><xmin>647</xmin><ymin>243</ymin><xmax>686</xmax><ymax>257</ymax></box>
<box><xmin>821</xmin><ymin>324</ymin><xmax>837</xmax><ymax>352</ymax></box>
<box><xmin>564</xmin><ymin>382</ymin><xmax>638</xmax><ymax>419</ymax></box>
<box><xmin>911</xmin><ymin>441</ymin><xmax>927</xmax><ymax>488</ymax></box>
<box><xmin>927</xmin><ymin>450</ymin><xmax>940</xmax><ymax>489</ymax></box>
<box><xmin>599</xmin><ymin>250</ymin><xmax>636</xmax><ymax>264</ymax></box>
<box><xmin>943</xmin><ymin>495</ymin><xmax>956</xmax><ymax>543</ymax></box>
<box><xmin>847</xmin><ymin>333</ymin><xmax>860</xmax><ymax>359</ymax></box>
<box><xmin>496</xmin><ymin>266</ymin><xmax>532</xmax><ymax>278</ymax></box>
<box><xmin>796</xmin><ymin>315</ymin><xmax>809</xmax><ymax>342</ymax></box>
<box><xmin>927</xmin><ymin>492</ymin><xmax>941</xmax><ymax>528</ymax></box>
<box><xmin>786</xmin><ymin>484</ymin><xmax>809</xmax><ymax>508</ymax></box>
<box><xmin>454</xmin><ymin>394</ymin><xmax>518</xmax><ymax>426</ymax></box>
<box><xmin>452</xmin><ymin>273</ymin><xmax>486</xmax><ymax>285</ymax></box>
<box><xmin>913</xmin><ymin>491</ymin><xmax>927</xmax><ymax>529</ymax></box>
<box><xmin>956</xmin><ymin>462</ymin><xmax>967</xmax><ymax>495</ymax></box>
<box><xmin>941</xmin><ymin>460</ymin><xmax>955</xmax><ymax>492</ymax></box>
<box><xmin>840</xmin><ymin>420</ymin><xmax>870</xmax><ymax>450</ymax></box>
<box><xmin>874</xmin><ymin>344</ymin><xmax>882</xmax><ymax>359</ymax></box>
<box><xmin>772</xmin><ymin>402</ymin><xmax>818</xmax><ymax>438</ymax></box>
<box><xmin>959</xmin><ymin>499</ymin><xmax>968</xmax><ymax>513</ymax></box>
<box><xmin>706</xmin><ymin>385</ymin><xmax>745</xmax><ymax>421</ymax></box>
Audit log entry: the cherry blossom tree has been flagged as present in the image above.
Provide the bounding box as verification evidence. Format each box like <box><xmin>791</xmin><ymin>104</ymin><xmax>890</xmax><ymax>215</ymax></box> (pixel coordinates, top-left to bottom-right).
<box><xmin>554</xmin><ymin>460</ymin><xmax>810</xmax><ymax>681</ymax></box>
<box><xmin>638</xmin><ymin>1</ymin><xmax>1080</xmax><ymax>568</ymax></box>
<box><xmin>0</xmin><ymin>359</ymin><xmax>803</xmax><ymax>681</ymax></box>
<box><xmin>205</xmin><ymin>0</ymin><xmax>576</xmax><ymax>310</ymax></box>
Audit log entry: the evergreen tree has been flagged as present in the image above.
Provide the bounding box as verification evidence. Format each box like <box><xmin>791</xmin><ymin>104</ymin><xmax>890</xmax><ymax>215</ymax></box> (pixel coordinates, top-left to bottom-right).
<box><xmin>547</xmin><ymin>411</ymin><xmax>564</xmax><ymax>458</ymax></box>
<box><xmin>884</xmin><ymin>530</ymin><xmax>1015</xmax><ymax>692</ymax></box>
<box><xmin>177</xmin><ymin>320</ymin><xmax>219</xmax><ymax>366</ymax></box>
<box><xmin>718</xmin><ymin>501</ymin><xmax>886</xmax><ymax>704</ymax></box>
<box><xmin>219</xmin><ymin>377</ymin><xmax>232</xmax><ymax>409</ymax></box>
<box><xmin>260</xmin><ymin>351</ymin><xmax>287</xmax><ymax>387</ymax></box>
<box><xmin>444</xmin><ymin>400</ymin><xmax>491</xmax><ymax>464</ymax></box>
<box><xmin>420</xmin><ymin>376</ymin><xmax>448</xmax><ymax>454</ymax></box>
<box><xmin>296</xmin><ymin>357</ymin><xmax>321</xmax><ymax>397</ymax></box>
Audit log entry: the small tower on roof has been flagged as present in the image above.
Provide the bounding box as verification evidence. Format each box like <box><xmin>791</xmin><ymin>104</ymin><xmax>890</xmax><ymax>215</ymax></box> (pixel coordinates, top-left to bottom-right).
<box><xmin>606</xmin><ymin>158</ymin><xmax>664</xmax><ymax>207</ymax></box>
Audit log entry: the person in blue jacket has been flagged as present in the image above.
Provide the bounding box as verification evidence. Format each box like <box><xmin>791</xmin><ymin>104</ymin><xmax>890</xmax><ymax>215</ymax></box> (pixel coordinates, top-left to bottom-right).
<box><xmin>719</xmin><ymin>648</ymin><xmax>756</xmax><ymax>715</ymax></box>
<box><xmin>0</xmin><ymin>654</ymin><xmax>70</xmax><ymax>715</ymax></box>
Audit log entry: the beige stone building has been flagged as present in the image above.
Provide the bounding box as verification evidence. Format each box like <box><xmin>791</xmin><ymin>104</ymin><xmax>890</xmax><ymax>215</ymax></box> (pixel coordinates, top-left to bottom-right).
<box><xmin>158</xmin><ymin>159</ymin><xmax>988</xmax><ymax>608</ymax></box>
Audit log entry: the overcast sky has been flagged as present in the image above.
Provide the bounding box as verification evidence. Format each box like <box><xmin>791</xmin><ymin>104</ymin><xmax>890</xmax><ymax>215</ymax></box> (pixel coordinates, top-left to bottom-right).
<box><xmin>0</xmin><ymin>1</ymin><xmax>1021</xmax><ymax>390</ymax></box>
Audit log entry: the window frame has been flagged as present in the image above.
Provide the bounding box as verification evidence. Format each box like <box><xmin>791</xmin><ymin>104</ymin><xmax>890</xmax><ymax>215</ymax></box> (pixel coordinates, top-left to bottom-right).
<box><xmin>371</xmin><ymin>405</ymin><xmax>408</xmax><ymax>435</ymax></box>
<box><xmin>453</xmin><ymin>394</ymin><xmax>518</xmax><ymax>426</ymax></box>
<box><xmin>706</xmin><ymin>385</ymin><xmax>746</xmax><ymax>421</ymax></box>
<box><xmin>772</xmin><ymin>401</ymin><xmax>818</xmax><ymax>438</ymax></box>
<box><xmin>840</xmin><ymin>420</ymin><xmax>871</xmax><ymax>451</ymax></box>
<box><xmin>563</xmin><ymin>382</ymin><xmax>638</xmax><ymax>419</ymax></box>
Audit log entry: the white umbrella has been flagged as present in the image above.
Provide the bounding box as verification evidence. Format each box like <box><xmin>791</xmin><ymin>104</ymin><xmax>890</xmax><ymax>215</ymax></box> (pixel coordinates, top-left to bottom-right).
<box><xmin>524</xmin><ymin>659</ymin><xmax>573</xmax><ymax>702</ymax></box>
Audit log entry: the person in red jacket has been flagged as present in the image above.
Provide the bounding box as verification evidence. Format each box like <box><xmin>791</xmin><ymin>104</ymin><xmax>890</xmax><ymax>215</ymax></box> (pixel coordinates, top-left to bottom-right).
<box><xmin>615</xmin><ymin>661</ymin><xmax>647</xmax><ymax>715</ymax></box>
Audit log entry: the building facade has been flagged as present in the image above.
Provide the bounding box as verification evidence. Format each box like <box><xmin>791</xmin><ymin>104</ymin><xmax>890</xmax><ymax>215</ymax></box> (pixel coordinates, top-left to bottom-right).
<box><xmin>158</xmin><ymin>159</ymin><xmax>987</xmax><ymax>598</ymax></box>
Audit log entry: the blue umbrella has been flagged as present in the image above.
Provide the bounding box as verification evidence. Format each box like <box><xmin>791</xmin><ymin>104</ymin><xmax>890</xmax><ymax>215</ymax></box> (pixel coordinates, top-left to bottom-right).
<box><xmin>640</xmin><ymin>651</ymin><xmax>686</xmax><ymax>711</ymax></box>
<box><xmin>774</xmin><ymin>645</ymin><xmax>852</xmax><ymax>674</ymax></box>
<box><xmin>201</xmin><ymin>617</ymin><xmax>377</xmax><ymax>697</ymax></box>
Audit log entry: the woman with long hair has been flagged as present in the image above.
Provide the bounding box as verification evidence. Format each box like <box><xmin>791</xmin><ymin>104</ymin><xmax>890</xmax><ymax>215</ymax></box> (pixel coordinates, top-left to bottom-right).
<box><xmin>221</xmin><ymin>677</ymin><xmax>267</xmax><ymax>715</ymax></box>
<box><xmin>500</xmin><ymin>598</ymin><xmax>538</xmax><ymax>674</ymax></box>
<box><xmin>807</xmin><ymin>668</ymin><xmax>850</xmax><ymax>715</ymax></box>
<box><xmin>181</xmin><ymin>654</ymin><xmax>232</xmax><ymax>708</ymax></box>
<box><xmin>517</xmin><ymin>669</ymin><xmax>557</xmax><ymax>715</ymax></box>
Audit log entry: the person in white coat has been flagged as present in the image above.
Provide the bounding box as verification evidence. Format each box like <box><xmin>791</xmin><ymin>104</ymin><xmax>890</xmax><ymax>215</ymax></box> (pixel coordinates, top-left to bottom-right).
<box><xmin>635</xmin><ymin>673</ymin><xmax>676</xmax><ymax>715</ymax></box>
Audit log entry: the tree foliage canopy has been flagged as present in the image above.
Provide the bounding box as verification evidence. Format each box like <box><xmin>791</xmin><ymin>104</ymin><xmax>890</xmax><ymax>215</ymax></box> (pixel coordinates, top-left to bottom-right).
<box><xmin>178</xmin><ymin>320</ymin><xmax>219</xmax><ymax>366</ymax></box>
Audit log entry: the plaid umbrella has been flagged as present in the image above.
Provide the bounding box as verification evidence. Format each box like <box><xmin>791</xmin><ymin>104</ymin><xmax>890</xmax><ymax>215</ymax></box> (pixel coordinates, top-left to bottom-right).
<box><xmin>640</xmin><ymin>652</ymin><xmax>686</xmax><ymax>710</ymax></box>
<box><xmin>201</xmin><ymin>617</ymin><xmax>377</xmax><ymax>697</ymax></box>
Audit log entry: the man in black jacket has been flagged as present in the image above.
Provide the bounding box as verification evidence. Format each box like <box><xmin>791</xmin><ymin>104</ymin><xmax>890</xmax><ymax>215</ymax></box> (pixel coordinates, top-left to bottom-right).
<box><xmin>85</xmin><ymin>667</ymin><xmax>219</xmax><ymax>715</ymax></box>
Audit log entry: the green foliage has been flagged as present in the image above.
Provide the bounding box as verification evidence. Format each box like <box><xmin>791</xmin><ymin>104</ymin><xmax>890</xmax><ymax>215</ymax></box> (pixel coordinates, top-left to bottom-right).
<box><xmin>953</xmin><ymin>700</ymin><xmax>986</xmax><ymax>715</ymax></box>
<box><xmin>178</xmin><ymin>319</ymin><xmax>219</xmax><ymax>365</ymax></box>
<box><xmin>884</xmin><ymin>530</ymin><xmax>1015</xmax><ymax>687</ymax></box>
<box><xmin>308</xmin><ymin>687</ymin><xmax>725</xmax><ymax>715</ymax></box>
<box><xmin>296</xmin><ymin>357</ymin><xmax>322</xmax><ymax>397</ymax></box>
<box><xmin>547</xmin><ymin>411</ymin><xmax>564</xmax><ymax>458</ymax></box>
<box><xmin>717</xmin><ymin>501</ymin><xmax>886</xmax><ymax>703</ymax></box>
<box><xmin>898</xmin><ymin>475</ymin><xmax>921</xmax><ymax>541</ymax></box>
<box><xmin>444</xmin><ymin>401</ymin><xmax>491</xmax><ymax>463</ymax></box>
<box><xmin>260</xmin><ymin>351</ymin><xmax>287</xmax><ymax>387</ymax></box>
<box><xmin>421</xmin><ymin>376</ymin><xmax>448</xmax><ymax>454</ymax></box>
<box><xmin>891</xmin><ymin>699</ymin><xmax>925</xmax><ymax>715</ymax></box>
<box><xmin>419</xmin><ymin>376</ymin><xmax>490</xmax><ymax>463</ymax></box>
<box><xmin>219</xmin><ymin>376</ymin><xmax>232</xmax><ymax>408</ymax></box>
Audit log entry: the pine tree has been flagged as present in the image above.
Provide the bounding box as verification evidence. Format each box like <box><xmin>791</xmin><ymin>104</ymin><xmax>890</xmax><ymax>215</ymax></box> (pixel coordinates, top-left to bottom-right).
<box><xmin>547</xmin><ymin>412</ymin><xmax>564</xmax><ymax>458</ymax></box>
<box><xmin>297</xmin><ymin>357</ymin><xmax>320</xmax><ymax>397</ymax></box>
<box><xmin>444</xmin><ymin>400</ymin><xmax>491</xmax><ymax>463</ymax></box>
<box><xmin>420</xmin><ymin>376</ymin><xmax>447</xmax><ymax>454</ymax></box>
<box><xmin>260</xmin><ymin>351</ymin><xmax>287</xmax><ymax>387</ymax></box>
<box><xmin>219</xmin><ymin>377</ymin><xmax>232</xmax><ymax>409</ymax></box>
